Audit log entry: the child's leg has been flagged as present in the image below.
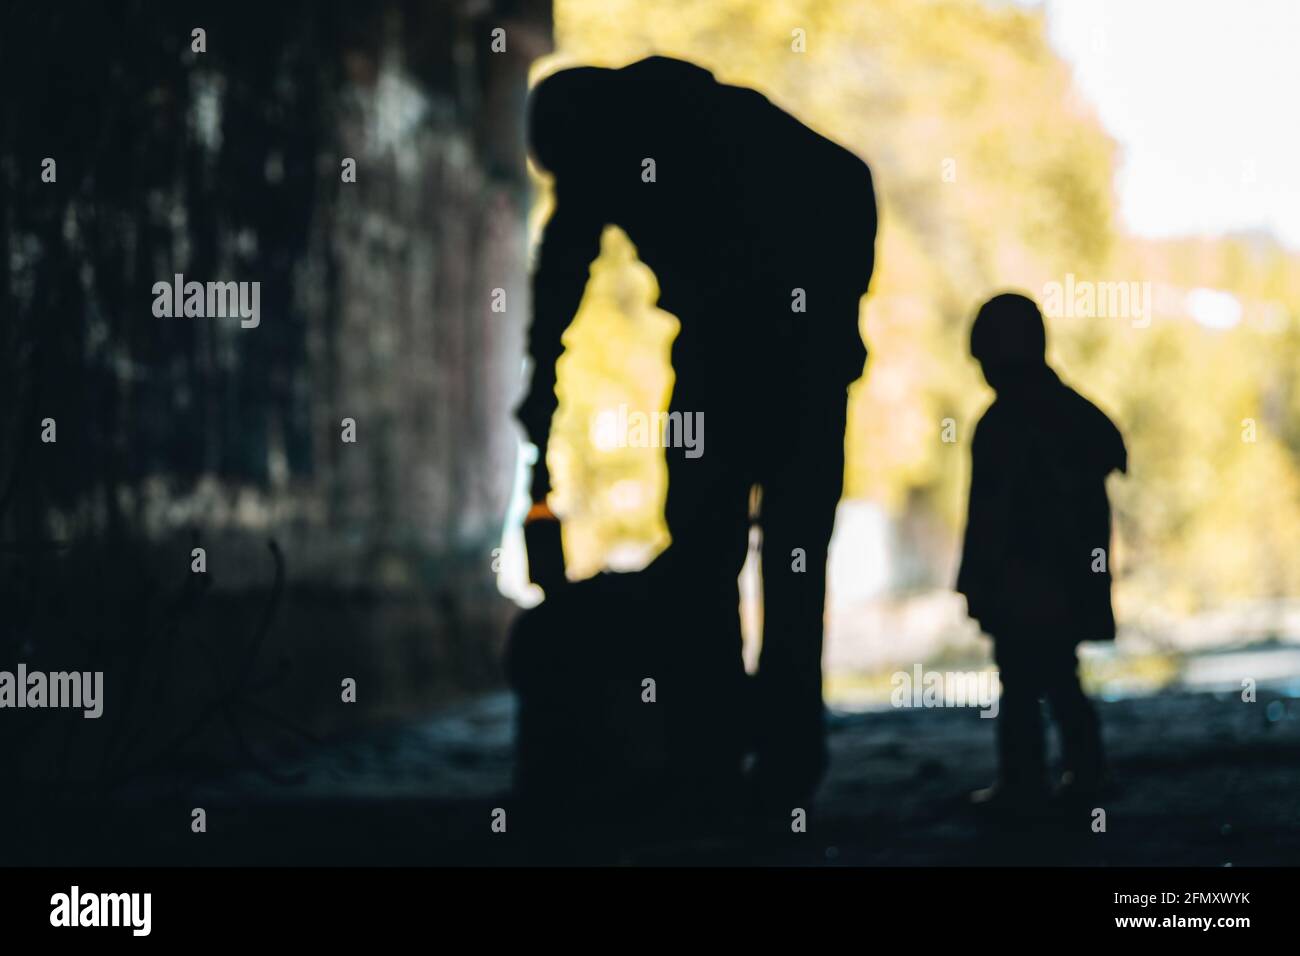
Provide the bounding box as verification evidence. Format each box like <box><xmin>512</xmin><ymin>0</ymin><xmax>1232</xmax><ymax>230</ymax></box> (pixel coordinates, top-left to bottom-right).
<box><xmin>1042</xmin><ymin>644</ymin><xmax>1105</xmax><ymax>782</ymax></box>
<box><xmin>991</xmin><ymin>637</ymin><xmax>1049</xmax><ymax>788</ymax></box>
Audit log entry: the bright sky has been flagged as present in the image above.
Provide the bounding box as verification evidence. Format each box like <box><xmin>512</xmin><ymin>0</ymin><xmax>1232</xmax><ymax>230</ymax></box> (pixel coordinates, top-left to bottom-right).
<box><xmin>1039</xmin><ymin>0</ymin><xmax>1300</xmax><ymax>250</ymax></box>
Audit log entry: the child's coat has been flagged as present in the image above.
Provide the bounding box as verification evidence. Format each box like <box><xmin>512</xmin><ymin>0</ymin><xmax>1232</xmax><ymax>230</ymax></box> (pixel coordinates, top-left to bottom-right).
<box><xmin>956</xmin><ymin>367</ymin><xmax>1127</xmax><ymax>643</ymax></box>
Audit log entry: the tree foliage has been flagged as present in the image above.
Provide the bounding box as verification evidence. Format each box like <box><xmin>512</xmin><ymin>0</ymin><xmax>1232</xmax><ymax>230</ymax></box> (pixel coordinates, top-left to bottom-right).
<box><xmin>543</xmin><ymin>0</ymin><xmax>1300</xmax><ymax>620</ymax></box>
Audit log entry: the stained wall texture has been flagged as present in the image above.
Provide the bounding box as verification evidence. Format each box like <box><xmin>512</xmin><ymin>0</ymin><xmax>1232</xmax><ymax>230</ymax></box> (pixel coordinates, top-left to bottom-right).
<box><xmin>0</xmin><ymin>0</ymin><xmax>551</xmax><ymax>769</ymax></box>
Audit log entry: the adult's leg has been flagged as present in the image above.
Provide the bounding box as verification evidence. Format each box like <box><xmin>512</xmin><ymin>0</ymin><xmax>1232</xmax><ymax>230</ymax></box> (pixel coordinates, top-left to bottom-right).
<box><xmin>750</xmin><ymin>378</ymin><xmax>849</xmax><ymax>803</ymax></box>
<box><xmin>657</xmin><ymin>333</ymin><xmax>754</xmax><ymax>582</ymax></box>
<box><xmin>649</xmin><ymin>332</ymin><xmax>754</xmax><ymax>788</ymax></box>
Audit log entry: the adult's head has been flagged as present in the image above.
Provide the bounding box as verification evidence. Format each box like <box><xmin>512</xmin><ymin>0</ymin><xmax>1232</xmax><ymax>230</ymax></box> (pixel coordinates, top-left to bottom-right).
<box><xmin>527</xmin><ymin>57</ymin><xmax>718</xmax><ymax>177</ymax></box>
<box><xmin>970</xmin><ymin>292</ymin><xmax>1048</xmax><ymax>392</ymax></box>
<box><xmin>527</xmin><ymin>66</ymin><xmax>618</xmax><ymax>176</ymax></box>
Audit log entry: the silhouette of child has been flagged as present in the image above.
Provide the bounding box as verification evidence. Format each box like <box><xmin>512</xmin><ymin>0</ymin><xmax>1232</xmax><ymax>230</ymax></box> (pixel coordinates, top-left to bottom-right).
<box><xmin>956</xmin><ymin>293</ymin><xmax>1127</xmax><ymax>809</ymax></box>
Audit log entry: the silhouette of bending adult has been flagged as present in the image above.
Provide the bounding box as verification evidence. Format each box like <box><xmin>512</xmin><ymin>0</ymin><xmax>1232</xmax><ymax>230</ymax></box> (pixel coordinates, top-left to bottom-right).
<box><xmin>508</xmin><ymin>56</ymin><xmax>876</xmax><ymax>810</ymax></box>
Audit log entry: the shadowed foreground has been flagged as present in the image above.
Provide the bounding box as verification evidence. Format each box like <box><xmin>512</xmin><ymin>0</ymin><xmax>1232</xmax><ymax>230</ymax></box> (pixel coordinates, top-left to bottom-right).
<box><xmin>7</xmin><ymin>683</ymin><xmax>1299</xmax><ymax>867</ymax></box>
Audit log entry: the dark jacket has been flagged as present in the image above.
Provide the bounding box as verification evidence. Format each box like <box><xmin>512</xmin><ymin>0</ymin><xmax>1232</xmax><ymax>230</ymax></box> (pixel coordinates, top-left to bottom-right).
<box><xmin>956</xmin><ymin>367</ymin><xmax>1127</xmax><ymax>643</ymax></box>
<box><xmin>517</xmin><ymin>56</ymin><xmax>876</xmax><ymax>450</ymax></box>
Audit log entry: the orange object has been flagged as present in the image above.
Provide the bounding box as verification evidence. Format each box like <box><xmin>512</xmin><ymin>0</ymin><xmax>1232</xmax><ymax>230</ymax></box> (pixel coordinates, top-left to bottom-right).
<box><xmin>526</xmin><ymin>501</ymin><xmax>557</xmax><ymax>523</ymax></box>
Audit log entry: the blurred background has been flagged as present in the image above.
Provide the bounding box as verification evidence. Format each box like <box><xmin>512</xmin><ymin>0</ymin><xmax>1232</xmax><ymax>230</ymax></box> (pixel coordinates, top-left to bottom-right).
<box><xmin>2</xmin><ymin>0</ymin><xmax>1300</xmax><ymax>854</ymax></box>
<box><xmin>522</xmin><ymin>0</ymin><xmax>1300</xmax><ymax>708</ymax></box>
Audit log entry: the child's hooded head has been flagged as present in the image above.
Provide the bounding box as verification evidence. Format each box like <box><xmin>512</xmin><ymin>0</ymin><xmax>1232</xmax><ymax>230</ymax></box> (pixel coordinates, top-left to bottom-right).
<box><xmin>970</xmin><ymin>292</ymin><xmax>1048</xmax><ymax>393</ymax></box>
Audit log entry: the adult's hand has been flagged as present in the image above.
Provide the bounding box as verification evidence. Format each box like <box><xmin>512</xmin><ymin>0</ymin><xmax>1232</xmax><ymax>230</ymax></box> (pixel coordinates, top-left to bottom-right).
<box><xmin>529</xmin><ymin>442</ymin><xmax>552</xmax><ymax>505</ymax></box>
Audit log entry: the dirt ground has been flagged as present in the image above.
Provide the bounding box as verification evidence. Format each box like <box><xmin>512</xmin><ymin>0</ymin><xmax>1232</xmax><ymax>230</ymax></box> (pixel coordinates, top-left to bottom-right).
<box><xmin>10</xmin><ymin>683</ymin><xmax>1300</xmax><ymax>867</ymax></box>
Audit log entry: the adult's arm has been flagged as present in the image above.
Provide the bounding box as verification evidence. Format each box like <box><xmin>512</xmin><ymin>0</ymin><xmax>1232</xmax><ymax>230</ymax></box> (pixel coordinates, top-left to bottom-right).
<box><xmin>515</xmin><ymin>194</ymin><xmax>603</xmax><ymax>501</ymax></box>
